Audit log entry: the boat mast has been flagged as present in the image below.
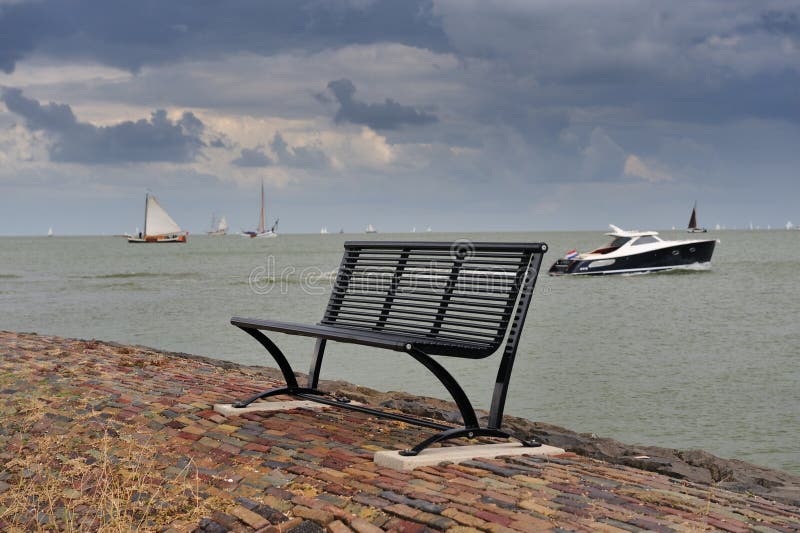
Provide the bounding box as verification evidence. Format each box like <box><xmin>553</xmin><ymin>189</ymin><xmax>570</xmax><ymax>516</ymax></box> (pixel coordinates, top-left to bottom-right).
<box><xmin>258</xmin><ymin>180</ymin><xmax>266</xmax><ymax>234</ymax></box>
<box><xmin>143</xmin><ymin>193</ymin><xmax>149</xmax><ymax>236</ymax></box>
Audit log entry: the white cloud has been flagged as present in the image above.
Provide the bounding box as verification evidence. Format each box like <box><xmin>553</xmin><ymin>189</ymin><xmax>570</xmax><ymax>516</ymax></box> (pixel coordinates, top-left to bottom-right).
<box><xmin>624</xmin><ymin>154</ymin><xmax>673</xmax><ymax>182</ymax></box>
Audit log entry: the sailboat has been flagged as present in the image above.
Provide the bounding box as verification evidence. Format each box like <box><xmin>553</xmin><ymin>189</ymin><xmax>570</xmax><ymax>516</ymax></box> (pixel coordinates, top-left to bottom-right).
<box><xmin>207</xmin><ymin>214</ymin><xmax>228</xmax><ymax>236</ymax></box>
<box><xmin>47</xmin><ymin>227</ymin><xmax>53</xmax><ymax>237</ymax></box>
<box><xmin>320</xmin><ymin>226</ymin><xmax>329</xmax><ymax>234</ymax></box>
<box><xmin>241</xmin><ymin>181</ymin><xmax>278</xmax><ymax>238</ymax></box>
<box><xmin>128</xmin><ymin>193</ymin><xmax>187</xmax><ymax>243</ymax></box>
<box><xmin>687</xmin><ymin>202</ymin><xmax>707</xmax><ymax>233</ymax></box>
<box><xmin>365</xmin><ymin>224</ymin><xmax>377</xmax><ymax>234</ymax></box>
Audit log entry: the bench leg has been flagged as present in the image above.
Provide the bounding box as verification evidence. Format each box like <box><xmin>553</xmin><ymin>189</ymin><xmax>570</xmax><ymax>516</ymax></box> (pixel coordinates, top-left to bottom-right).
<box><xmin>307</xmin><ymin>338</ymin><xmax>326</xmax><ymax>389</ymax></box>
<box><xmin>399</xmin><ymin>427</ymin><xmax>542</xmax><ymax>457</ymax></box>
<box><xmin>238</xmin><ymin>327</ymin><xmax>299</xmax><ymax>388</ymax></box>
<box><xmin>407</xmin><ymin>347</ymin><xmax>480</xmax><ymax>428</ymax></box>
<box><xmin>234</xmin><ymin>327</ymin><xmax>331</xmax><ymax>408</ymax></box>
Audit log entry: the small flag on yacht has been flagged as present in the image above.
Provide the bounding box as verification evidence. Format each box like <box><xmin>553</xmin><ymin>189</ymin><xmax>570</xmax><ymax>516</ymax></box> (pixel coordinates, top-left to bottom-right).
<box><xmin>565</xmin><ymin>249</ymin><xmax>578</xmax><ymax>260</ymax></box>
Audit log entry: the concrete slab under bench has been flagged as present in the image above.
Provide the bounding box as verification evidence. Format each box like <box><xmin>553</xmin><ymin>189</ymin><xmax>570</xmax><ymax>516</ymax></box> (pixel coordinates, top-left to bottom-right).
<box><xmin>374</xmin><ymin>442</ymin><xmax>566</xmax><ymax>471</ymax></box>
<box><xmin>214</xmin><ymin>400</ymin><xmax>331</xmax><ymax>416</ymax></box>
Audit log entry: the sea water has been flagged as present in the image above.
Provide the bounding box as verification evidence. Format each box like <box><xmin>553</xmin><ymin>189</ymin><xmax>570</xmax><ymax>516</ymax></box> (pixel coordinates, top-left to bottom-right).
<box><xmin>1</xmin><ymin>230</ymin><xmax>798</xmax><ymax>474</ymax></box>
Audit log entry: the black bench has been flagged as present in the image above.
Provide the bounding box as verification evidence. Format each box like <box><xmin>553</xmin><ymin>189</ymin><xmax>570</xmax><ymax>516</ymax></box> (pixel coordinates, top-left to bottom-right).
<box><xmin>231</xmin><ymin>240</ymin><xmax>547</xmax><ymax>455</ymax></box>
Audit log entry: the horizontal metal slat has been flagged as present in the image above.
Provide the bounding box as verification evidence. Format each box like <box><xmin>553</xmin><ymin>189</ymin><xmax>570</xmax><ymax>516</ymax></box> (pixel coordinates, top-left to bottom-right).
<box><xmin>329</xmin><ymin>299</ymin><xmax>507</xmax><ymax>317</ymax></box>
<box><xmin>332</xmin><ymin>291</ymin><xmax>511</xmax><ymax>309</ymax></box>
<box><xmin>344</xmin><ymin>241</ymin><xmax>545</xmax><ymax>253</ymax></box>
<box><xmin>329</xmin><ymin>317</ymin><xmax>498</xmax><ymax>343</ymax></box>
<box><xmin>343</xmin><ymin>257</ymin><xmax>526</xmax><ymax>267</ymax></box>
<box><xmin>332</xmin><ymin>308</ymin><xmax>502</xmax><ymax>331</ymax></box>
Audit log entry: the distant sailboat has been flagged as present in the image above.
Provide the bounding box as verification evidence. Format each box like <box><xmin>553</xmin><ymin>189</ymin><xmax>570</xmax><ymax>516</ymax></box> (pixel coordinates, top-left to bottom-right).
<box><xmin>128</xmin><ymin>193</ymin><xmax>187</xmax><ymax>243</ymax></box>
<box><xmin>425</xmin><ymin>226</ymin><xmax>432</xmax><ymax>233</ymax></box>
<box><xmin>241</xmin><ymin>181</ymin><xmax>278</xmax><ymax>238</ymax></box>
<box><xmin>787</xmin><ymin>221</ymin><xmax>794</xmax><ymax>230</ymax></box>
<box><xmin>365</xmin><ymin>224</ymin><xmax>377</xmax><ymax>234</ymax></box>
<box><xmin>207</xmin><ymin>214</ymin><xmax>228</xmax><ymax>236</ymax></box>
<box><xmin>687</xmin><ymin>202</ymin><xmax>707</xmax><ymax>233</ymax></box>
<box><xmin>47</xmin><ymin>227</ymin><xmax>53</xmax><ymax>237</ymax></box>
<box><xmin>320</xmin><ymin>226</ymin><xmax>329</xmax><ymax>234</ymax></box>
<box><xmin>411</xmin><ymin>227</ymin><xmax>416</xmax><ymax>233</ymax></box>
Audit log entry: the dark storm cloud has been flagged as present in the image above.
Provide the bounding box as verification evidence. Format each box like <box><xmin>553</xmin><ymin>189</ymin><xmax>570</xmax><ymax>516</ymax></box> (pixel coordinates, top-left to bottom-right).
<box><xmin>0</xmin><ymin>0</ymin><xmax>447</xmax><ymax>73</ymax></box>
<box><xmin>1</xmin><ymin>87</ymin><xmax>205</xmax><ymax>163</ymax></box>
<box><xmin>326</xmin><ymin>79</ymin><xmax>437</xmax><ymax>130</ymax></box>
<box><xmin>758</xmin><ymin>10</ymin><xmax>800</xmax><ymax>36</ymax></box>
<box><xmin>231</xmin><ymin>146</ymin><xmax>272</xmax><ymax>168</ymax></box>
<box><xmin>232</xmin><ymin>133</ymin><xmax>329</xmax><ymax>169</ymax></box>
<box><xmin>433</xmin><ymin>1</ymin><xmax>800</xmax><ymax>127</ymax></box>
<box><xmin>270</xmin><ymin>132</ymin><xmax>328</xmax><ymax>169</ymax></box>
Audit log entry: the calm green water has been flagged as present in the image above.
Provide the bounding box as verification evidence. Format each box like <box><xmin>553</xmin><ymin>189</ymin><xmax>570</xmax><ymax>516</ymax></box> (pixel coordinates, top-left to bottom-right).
<box><xmin>1</xmin><ymin>231</ymin><xmax>798</xmax><ymax>473</ymax></box>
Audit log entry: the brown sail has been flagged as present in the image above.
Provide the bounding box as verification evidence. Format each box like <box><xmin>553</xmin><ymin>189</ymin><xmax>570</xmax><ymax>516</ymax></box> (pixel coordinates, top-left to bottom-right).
<box><xmin>686</xmin><ymin>202</ymin><xmax>707</xmax><ymax>233</ymax></box>
<box><xmin>688</xmin><ymin>205</ymin><xmax>698</xmax><ymax>229</ymax></box>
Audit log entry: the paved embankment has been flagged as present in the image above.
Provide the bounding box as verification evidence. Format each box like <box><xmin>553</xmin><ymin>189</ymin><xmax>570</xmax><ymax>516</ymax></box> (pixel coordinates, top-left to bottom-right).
<box><xmin>1</xmin><ymin>331</ymin><xmax>799</xmax><ymax>532</ymax></box>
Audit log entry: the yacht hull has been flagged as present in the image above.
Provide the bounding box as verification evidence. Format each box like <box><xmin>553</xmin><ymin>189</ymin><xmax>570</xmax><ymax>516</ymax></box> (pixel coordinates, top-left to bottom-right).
<box><xmin>549</xmin><ymin>240</ymin><xmax>716</xmax><ymax>275</ymax></box>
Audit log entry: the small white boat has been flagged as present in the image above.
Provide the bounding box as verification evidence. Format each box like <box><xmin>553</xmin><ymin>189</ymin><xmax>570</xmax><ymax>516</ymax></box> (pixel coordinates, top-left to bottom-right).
<box><xmin>320</xmin><ymin>226</ymin><xmax>329</xmax><ymax>234</ymax></box>
<box><xmin>128</xmin><ymin>194</ymin><xmax>187</xmax><ymax>243</ymax></box>
<box><xmin>242</xmin><ymin>181</ymin><xmax>278</xmax><ymax>238</ymax></box>
<box><xmin>47</xmin><ymin>227</ymin><xmax>53</xmax><ymax>237</ymax></box>
<box><xmin>365</xmin><ymin>224</ymin><xmax>377</xmax><ymax>234</ymax></box>
<box><xmin>207</xmin><ymin>214</ymin><xmax>228</xmax><ymax>236</ymax></box>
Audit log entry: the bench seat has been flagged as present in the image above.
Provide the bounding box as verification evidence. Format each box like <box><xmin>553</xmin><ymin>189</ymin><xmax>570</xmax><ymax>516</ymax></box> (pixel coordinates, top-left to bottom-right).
<box><xmin>231</xmin><ymin>316</ymin><xmax>496</xmax><ymax>358</ymax></box>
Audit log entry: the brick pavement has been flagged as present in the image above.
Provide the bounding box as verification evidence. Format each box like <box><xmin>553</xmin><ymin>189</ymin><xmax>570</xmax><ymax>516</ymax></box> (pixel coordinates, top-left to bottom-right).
<box><xmin>1</xmin><ymin>332</ymin><xmax>798</xmax><ymax>532</ymax></box>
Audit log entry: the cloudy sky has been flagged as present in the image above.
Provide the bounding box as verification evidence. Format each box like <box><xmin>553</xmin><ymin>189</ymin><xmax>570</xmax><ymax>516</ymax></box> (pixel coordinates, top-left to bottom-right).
<box><xmin>1</xmin><ymin>0</ymin><xmax>798</xmax><ymax>235</ymax></box>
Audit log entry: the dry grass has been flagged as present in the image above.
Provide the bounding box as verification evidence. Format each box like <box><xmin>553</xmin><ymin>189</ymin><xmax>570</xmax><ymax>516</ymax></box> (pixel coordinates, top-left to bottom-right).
<box><xmin>0</xmin><ymin>397</ymin><xmax>212</xmax><ymax>532</ymax></box>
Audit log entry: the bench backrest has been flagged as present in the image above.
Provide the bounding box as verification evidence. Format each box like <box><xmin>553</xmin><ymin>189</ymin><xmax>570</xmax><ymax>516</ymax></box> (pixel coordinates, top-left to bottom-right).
<box><xmin>322</xmin><ymin>241</ymin><xmax>546</xmax><ymax>358</ymax></box>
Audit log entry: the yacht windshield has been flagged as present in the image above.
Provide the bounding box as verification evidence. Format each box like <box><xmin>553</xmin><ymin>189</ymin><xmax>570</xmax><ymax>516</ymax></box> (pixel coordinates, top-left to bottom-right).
<box><xmin>632</xmin><ymin>235</ymin><xmax>659</xmax><ymax>245</ymax></box>
<box><xmin>589</xmin><ymin>236</ymin><xmax>630</xmax><ymax>254</ymax></box>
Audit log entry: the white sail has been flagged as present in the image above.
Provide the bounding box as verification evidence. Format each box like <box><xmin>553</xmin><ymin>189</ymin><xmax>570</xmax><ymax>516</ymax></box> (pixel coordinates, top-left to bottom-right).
<box><xmin>47</xmin><ymin>227</ymin><xmax>53</xmax><ymax>236</ymax></box>
<box><xmin>218</xmin><ymin>216</ymin><xmax>228</xmax><ymax>232</ymax></box>
<box><xmin>145</xmin><ymin>195</ymin><xmax>182</xmax><ymax>236</ymax></box>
